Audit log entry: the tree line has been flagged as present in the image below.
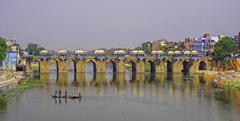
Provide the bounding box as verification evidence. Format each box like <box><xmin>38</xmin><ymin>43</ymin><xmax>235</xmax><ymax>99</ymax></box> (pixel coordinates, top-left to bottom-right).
<box><xmin>0</xmin><ymin>37</ymin><xmax>46</xmax><ymax>61</ymax></box>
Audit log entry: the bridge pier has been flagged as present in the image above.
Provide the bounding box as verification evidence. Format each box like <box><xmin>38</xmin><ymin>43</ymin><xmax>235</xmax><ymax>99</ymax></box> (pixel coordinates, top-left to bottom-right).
<box><xmin>58</xmin><ymin>60</ymin><xmax>68</xmax><ymax>73</ymax></box>
<box><xmin>190</xmin><ymin>60</ymin><xmax>199</xmax><ymax>73</ymax></box>
<box><xmin>135</xmin><ymin>60</ymin><xmax>145</xmax><ymax>73</ymax></box>
<box><xmin>76</xmin><ymin>61</ymin><xmax>85</xmax><ymax>73</ymax></box>
<box><xmin>39</xmin><ymin>61</ymin><xmax>50</xmax><ymax>73</ymax></box>
<box><xmin>115</xmin><ymin>60</ymin><xmax>125</xmax><ymax>73</ymax></box>
<box><xmin>173</xmin><ymin>61</ymin><xmax>183</xmax><ymax>73</ymax></box>
<box><xmin>96</xmin><ymin>60</ymin><xmax>106</xmax><ymax>73</ymax></box>
<box><xmin>155</xmin><ymin>61</ymin><xmax>166</xmax><ymax>73</ymax></box>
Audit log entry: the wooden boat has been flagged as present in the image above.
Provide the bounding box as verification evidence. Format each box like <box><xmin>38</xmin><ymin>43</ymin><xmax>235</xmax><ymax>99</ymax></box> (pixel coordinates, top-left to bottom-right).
<box><xmin>51</xmin><ymin>95</ymin><xmax>59</xmax><ymax>98</ymax></box>
<box><xmin>51</xmin><ymin>95</ymin><xmax>81</xmax><ymax>99</ymax></box>
<box><xmin>51</xmin><ymin>92</ymin><xmax>82</xmax><ymax>99</ymax></box>
<box><xmin>68</xmin><ymin>95</ymin><xmax>81</xmax><ymax>99</ymax></box>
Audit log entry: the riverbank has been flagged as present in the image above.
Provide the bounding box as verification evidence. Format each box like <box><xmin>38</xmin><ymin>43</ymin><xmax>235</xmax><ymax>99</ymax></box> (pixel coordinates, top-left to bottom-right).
<box><xmin>211</xmin><ymin>72</ymin><xmax>240</xmax><ymax>91</ymax></box>
<box><xmin>0</xmin><ymin>79</ymin><xmax>42</xmax><ymax>104</ymax></box>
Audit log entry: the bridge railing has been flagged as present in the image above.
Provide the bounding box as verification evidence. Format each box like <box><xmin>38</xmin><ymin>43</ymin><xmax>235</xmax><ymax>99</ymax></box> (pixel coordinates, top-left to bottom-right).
<box><xmin>29</xmin><ymin>53</ymin><xmax>209</xmax><ymax>60</ymax></box>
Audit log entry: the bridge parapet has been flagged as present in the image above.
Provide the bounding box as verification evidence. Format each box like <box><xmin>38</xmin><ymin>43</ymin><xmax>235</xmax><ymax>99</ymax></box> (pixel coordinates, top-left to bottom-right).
<box><xmin>25</xmin><ymin>55</ymin><xmax>212</xmax><ymax>74</ymax></box>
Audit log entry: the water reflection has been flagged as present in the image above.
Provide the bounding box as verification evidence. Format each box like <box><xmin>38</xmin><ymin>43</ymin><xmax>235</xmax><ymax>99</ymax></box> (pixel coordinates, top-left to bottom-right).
<box><xmin>37</xmin><ymin>72</ymin><xmax>230</xmax><ymax>101</ymax></box>
<box><xmin>2</xmin><ymin>70</ymin><xmax>240</xmax><ymax>121</ymax></box>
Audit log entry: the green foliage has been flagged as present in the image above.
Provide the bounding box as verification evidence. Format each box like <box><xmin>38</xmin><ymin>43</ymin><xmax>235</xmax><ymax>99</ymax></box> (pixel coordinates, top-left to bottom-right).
<box><xmin>159</xmin><ymin>45</ymin><xmax>166</xmax><ymax>51</ymax></box>
<box><xmin>25</xmin><ymin>43</ymin><xmax>45</xmax><ymax>55</ymax></box>
<box><xmin>213</xmin><ymin>37</ymin><xmax>238</xmax><ymax>60</ymax></box>
<box><xmin>135</xmin><ymin>42</ymin><xmax>150</xmax><ymax>53</ymax></box>
<box><xmin>0</xmin><ymin>80</ymin><xmax>42</xmax><ymax>101</ymax></box>
<box><xmin>0</xmin><ymin>37</ymin><xmax>7</xmax><ymax>60</ymax></box>
<box><xmin>164</xmin><ymin>45</ymin><xmax>177</xmax><ymax>51</ymax></box>
<box><xmin>220</xmin><ymin>78</ymin><xmax>240</xmax><ymax>91</ymax></box>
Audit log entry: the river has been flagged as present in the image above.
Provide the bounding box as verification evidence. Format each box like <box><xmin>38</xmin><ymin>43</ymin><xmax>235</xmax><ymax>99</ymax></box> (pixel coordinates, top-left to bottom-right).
<box><xmin>1</xmin><ymin>62</ymin><xmax>240</xmax><ymax>121</ymax></box>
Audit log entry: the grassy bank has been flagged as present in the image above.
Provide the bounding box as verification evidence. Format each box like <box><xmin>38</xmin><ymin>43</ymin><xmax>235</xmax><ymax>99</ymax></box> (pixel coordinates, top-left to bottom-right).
<box><xmin>219</xmin><ymin>78</ymin><xmax>240</xmax><ymax>91</ymax></box>
<box><xmin>0</xmin><ymin>80</ymin><xmax>43</xmax><ymax>104</ymax></box>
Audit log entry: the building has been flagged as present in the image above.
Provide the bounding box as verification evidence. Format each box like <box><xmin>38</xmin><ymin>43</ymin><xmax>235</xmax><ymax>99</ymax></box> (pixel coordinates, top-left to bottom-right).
<box><xmin>178</xmin><ymin>38</ymin><xmax>193</xmax><ymax>51</ymax></box>
<box><xmin>2</xmin><ymin>40</ymin><xmax>21</xmax><ymax>70</ymax></box>
<box><xmin>233</xmin><ymin>32</ymin><xmax>240</xmax><ymax>49</ymax></box>
<box><xmin>191</xmin><ymin>33</ymin><xmax>219</xmax><ymax>55</ymax></box>
<box><xmin>191</xmin><ymin>38</ymin><xmax>204</xmax><ymax>52</ymax></box>
<box><xmin>150</xmin><ymin>41</ymin><xmax>160</xmax><ymax>51</ymax></box>
<box><xmin>165</xmin><ymin>41</ymin><xmax>178</xmax><ymax>51</ymax></box>
<box><xmin>149</xmin><ymin>39</ymin><xmax>167</xmax><ymax>51</ymax></box>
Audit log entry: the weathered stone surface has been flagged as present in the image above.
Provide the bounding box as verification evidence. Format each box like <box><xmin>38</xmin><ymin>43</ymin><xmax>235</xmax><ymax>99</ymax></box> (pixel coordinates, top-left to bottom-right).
<box><xmin>28</xmin><ymin>57</ymin><xmax>212</xmax><ymax>74</ymax></box>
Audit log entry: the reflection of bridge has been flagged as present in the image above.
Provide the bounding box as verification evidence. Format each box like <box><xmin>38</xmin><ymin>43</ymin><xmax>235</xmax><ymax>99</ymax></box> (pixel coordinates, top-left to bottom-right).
<box><xmin>26</xmin><ymin>49</ymin><xmax>212</xmax><ymax>75</ymax></box>
<box><xmin>39</xmin><ymin>72</ymin><xmax>206</xmax><ymax>94</ymax></box>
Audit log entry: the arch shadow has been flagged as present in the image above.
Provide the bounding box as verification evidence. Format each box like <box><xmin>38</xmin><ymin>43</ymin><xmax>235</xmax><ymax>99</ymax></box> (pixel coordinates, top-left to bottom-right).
<box><xmin>86</xmin><ymin>59</ymin><xmax>97</xmax><ymax>73</ymax></box>
<box><xmin>68</xmin><ymin>59</ymin><xmax>77</xmax><ymax>81</ymax></box>
<box><xmin>106</xmin><ymin>60</ymin><xmax>117</xmax><ymax>73</ymax></box>
<box><xmin>182</xmin><ymin>61</ymin><xmax>190</xmax><ymax>75</ymax></box>
<box><xmin>167</xmin><ymin>60</ymin><xmax>173</xmax><ymax>73</ymax></box>
<box><xmin>199</xmin><ymin>61</ymin><xmax>207</xmax><ymax>70</ymax></box>
<box><xmin>146</xmin><ymin>60</ymin><xmax>156</xmax><ymax>73</ymax></box>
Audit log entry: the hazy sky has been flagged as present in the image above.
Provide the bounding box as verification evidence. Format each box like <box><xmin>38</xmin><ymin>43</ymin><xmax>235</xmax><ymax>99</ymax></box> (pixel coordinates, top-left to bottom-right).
<box><xmin>0</xmin><ymin>0</ymin><xmax>239</xmax><ymax>50</ymax></box>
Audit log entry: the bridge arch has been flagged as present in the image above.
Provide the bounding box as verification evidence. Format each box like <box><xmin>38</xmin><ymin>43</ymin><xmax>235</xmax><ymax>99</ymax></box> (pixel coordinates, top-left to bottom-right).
<box><xmin>199</xmin><ymin>61</ymin><xmax>207</xmax><ymax>70</ymax></box>
<box><xmin>105</xmin><ymin>60</ymin><xmax>117</xmax><ymax>73</ymax></box>
<box><xmin>68</xmin><ymin>59</ymin><xmax>77</xmax><ymax>81</ymax></box>
<box><xmin>182</xmin><ymin>60</ymin><xmax>190</xmax><ymax>74</ymax></box>
<box><xmin>68</xmin><ymin>59</ymin><xmax>76</xmax><ymax>72</ymax></box>
<box><xmin>128</xmin><ymin>60</ymin><xmax>137</xmax><ymax>73</ymax></box>
<box><xmin>29</xmin><ymin>60</ymin><xmax>40</xmax><ymax>76</ymax></box>
<box><xmin>146</xmin><ymin>60</ymin><xmax>156</xmax><ymax>73</ymax></box>
<box><xmin>166</xmin><ymin>60</ymin><xmax>173</xmax><ymax>73</ymax></box>
<box><xmin>48</xmin><ymin>59</ymin><xmax>59</xmax><ymax>80</ymax></box>
<box><xmin>86</xmin><ymin>59</ymin><xmax>97</xmax><ymax>73</ymax></box>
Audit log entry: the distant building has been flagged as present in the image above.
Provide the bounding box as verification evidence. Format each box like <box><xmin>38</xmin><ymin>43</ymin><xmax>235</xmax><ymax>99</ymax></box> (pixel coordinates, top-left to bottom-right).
<box><xmin>150</xmin><ymin>41</ymin><xmax>159</xmax><ymax>51</ymax></box>
<box><xmin>233</xmin><ymin>32</ymin><xmax>240</xmax><ymax>49</ymax></box>
<box><xmin>191</xmin><ymin>38</ymin><xmax>204</xmax><ymax>52</ymax></box>
<box><xmin>149</xmin><ymin>39</ymin><xmax>167</xmax><ymax>51</ymax></box>
<box><xmin>191</xmin><ymin>33</ymin><xmax>219</xmax><ymax>55</ymax></box>
<box><xmin>178</xmin><ymin>38</ymin><xmax>193</xmax><ymax>51</ymax></box>
<box><xmin>2</xmin><ymin>40</ymin><xmax>20</xmax><ymax>70</ymax></box>
<box><xmin>165</xmin><ymin>41</ymin><xmax>178</xmax><ymax>51</ymax></box>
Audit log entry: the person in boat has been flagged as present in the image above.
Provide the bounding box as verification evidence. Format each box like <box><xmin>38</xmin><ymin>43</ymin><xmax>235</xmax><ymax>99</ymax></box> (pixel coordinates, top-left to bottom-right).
<box><xmin>58</xmin><ymin>90</ymin><xmax>62</xmax><ymax>98</ymax></box>
<box><xmin>52</xmin><ymin>90</ymin><xmax>58</xmax><ymax>98</ymax></box>
<box><xmin>54</xmin><ymin>90</ymin><xmax>57</xmax><ymax>96</ymax></box>
<box><xmin>63</xmin><ymin>90</ymin><xmax>67</xmax><ymax>98</ymax></box>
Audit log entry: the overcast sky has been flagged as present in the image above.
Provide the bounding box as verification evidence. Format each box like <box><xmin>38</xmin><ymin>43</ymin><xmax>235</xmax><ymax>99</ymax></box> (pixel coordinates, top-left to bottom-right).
<box><xmin>0</xmin><ymin>0</ymin><xmax>239</xmax><ymax>50</ymax></box>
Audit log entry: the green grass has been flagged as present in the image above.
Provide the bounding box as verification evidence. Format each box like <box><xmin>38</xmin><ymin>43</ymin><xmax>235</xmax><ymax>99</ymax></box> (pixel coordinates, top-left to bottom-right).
<box><xmin>0</xmin><ymin>79</ymin><xmax>43</xmax><ymax>104</ymax></box>
<box><xmin>220</xmin><ymin>78</ymin><xmax>240</xmax><ymax>91</ymax></box>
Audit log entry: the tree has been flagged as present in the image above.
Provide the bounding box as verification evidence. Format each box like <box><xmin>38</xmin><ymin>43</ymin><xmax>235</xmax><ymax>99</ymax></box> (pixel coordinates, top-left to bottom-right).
<box><xmin>213</xmin><ymin>37</ymin><xmax>238</xmax><ymax>60</ymax></box>
<box><xmin>159</xmin><ymin>45</ymin><xmax>166</xmax><ymax>51</ymax></box>
<box><xmin>0</xmin><ymin>37</ymin><xmax>7</xmax><ymax>61</ymax></box>
<box><xmin>213</xmin><ymin>36</ymin><xmax>238</xmax><ymax>70</ymax></box>
<box><xmin>135</xmin><ymin>42</ymin><xmax>150</xmax><ymax>53</ymax></box>
<box><xmin>26</xmin><ymin>43</ymin><xmax>45</xmax><ymax>55</ymax></box>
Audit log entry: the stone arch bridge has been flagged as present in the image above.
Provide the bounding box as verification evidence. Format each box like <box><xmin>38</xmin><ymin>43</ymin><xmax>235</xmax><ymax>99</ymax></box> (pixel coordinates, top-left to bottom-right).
<box><xmin>26</xmin><ymin>56</ymin><xmax>212</xmax><ymax>74</ymax></box>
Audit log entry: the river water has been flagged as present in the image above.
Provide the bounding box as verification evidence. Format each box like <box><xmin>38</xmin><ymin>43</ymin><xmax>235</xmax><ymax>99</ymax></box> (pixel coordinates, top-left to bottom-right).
<box><xmin>1</xmin><ymin>63</ymin><xmax>240</xmax><ymax>121</ymax></box>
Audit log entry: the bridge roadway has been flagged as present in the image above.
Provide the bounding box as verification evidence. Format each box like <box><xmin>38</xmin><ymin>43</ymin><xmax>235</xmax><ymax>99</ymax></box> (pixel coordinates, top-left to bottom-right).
<box><xmin>25</xmin><ymin>55</ymin><xmax>212</xmax><ymax>75</ymax></box>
